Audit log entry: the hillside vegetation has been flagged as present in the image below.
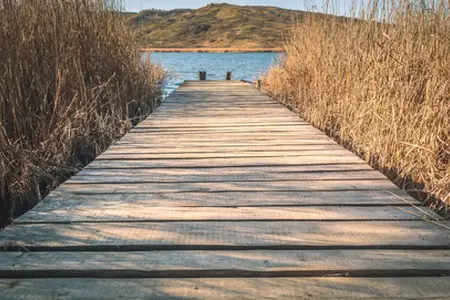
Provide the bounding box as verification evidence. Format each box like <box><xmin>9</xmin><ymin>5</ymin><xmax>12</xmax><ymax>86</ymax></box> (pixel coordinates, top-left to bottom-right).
<box><xmin>263</xmin><ymin>1</ymin><xmax>450</xmax><ymax>210</ymax></box>
<box><xmin>128</xmin><ymin>3</ymin><xmax>323</xmax><ymax>48</ymax></box>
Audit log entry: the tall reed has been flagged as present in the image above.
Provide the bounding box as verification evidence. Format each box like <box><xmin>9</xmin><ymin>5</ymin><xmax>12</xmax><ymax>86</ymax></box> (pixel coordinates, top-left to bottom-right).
<box><xmin>263</xmin><ymin>1</ymin><xmax>450</xmax><ymax>211</ymax></box>
<box><xmin>0</xmin><ymin>0</ymin><xmax>165</xmax><ymax>224</ymax></box>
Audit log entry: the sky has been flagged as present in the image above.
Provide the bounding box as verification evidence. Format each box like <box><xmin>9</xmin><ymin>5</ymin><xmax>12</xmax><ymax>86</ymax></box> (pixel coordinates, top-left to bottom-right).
<box><xmin>123</xmin><ymin>0</ymin><xmax>358</xmax><ymax>15</ymax></box>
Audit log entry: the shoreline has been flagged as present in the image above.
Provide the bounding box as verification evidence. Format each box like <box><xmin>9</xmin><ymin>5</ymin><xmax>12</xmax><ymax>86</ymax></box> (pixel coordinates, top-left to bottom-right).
<box><xmin>141</xmin><ymin>47</ymin><xmax>284</xmax><ymax>53</ymax></box>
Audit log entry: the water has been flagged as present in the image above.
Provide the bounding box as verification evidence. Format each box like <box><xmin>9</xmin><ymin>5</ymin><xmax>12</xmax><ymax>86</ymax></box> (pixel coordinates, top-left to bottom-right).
<box><xmin>144</xmin><ymin>52</ymin><xmax>280</xmax><ymax>96</ymax></box>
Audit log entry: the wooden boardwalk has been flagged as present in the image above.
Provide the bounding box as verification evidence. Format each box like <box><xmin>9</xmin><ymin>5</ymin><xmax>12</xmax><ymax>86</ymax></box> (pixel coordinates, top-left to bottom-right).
<box><xmin>1</xmin><ymin>81</ymin><xmax>449</xmax><ymax>299</ymax></box>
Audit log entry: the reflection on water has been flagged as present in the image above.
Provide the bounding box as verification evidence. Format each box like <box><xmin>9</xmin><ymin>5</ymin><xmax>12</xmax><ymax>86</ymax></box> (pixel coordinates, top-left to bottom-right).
<box><xmin>143</xmin><ymin>52</ymin><xmax>280</xmax><ymax>97</ymax></box>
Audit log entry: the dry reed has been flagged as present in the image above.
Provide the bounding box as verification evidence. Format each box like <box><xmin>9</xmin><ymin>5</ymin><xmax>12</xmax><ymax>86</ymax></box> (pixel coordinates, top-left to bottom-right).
<box><xmin>0</xmin><ymin>0</ymin><xmax>165</xmax><ymax>224</ymax></box>
<box><xmin>263</xmin><ymin>1</ymin><xmax>450</xmax><ymax>211</ymax></box>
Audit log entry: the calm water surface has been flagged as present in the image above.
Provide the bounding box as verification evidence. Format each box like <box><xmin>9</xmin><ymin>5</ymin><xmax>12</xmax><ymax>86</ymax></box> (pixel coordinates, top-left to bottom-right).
<box><xmin>144</xmin><ymin>52</ymin><xmax>280</xmax><ymax>96</ymax></box>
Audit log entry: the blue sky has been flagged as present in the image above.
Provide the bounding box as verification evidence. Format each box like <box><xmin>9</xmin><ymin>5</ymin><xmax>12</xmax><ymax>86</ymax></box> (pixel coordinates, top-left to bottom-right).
<box><xmin>123</xmin><ymin>1</ymin><xmax>357</xmax><ymax>15</ymax></box>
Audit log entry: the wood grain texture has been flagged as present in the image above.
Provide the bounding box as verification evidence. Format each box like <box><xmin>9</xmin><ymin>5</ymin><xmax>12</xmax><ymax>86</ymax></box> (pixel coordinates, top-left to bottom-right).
<box><xmin>38</xmin><ymin>190</ymin><xmax>421</xmax><ymax>208</ymax></box>
<box><xmin>1</xmin><ymin>250</ymin><xmax>449</xmax><ymax>277</ymax></box>
<box><xmin>2</xmin><ymin>221</ymin><xmax>449</xmax><ymax>250</ymax></box>
<box><xmin>1</xmin><ymin>80</ymin><xmax>449</xmax><ymax>298</ymax></box>
<box><xmin>16</xmin><ymin>206</ymin><xmax>440</xmax><ymax>223</ymax></box>
<box><xmin>2</xmin><ymin>278</ymin><xmax>450</xmax><ymax>300</ymax></box>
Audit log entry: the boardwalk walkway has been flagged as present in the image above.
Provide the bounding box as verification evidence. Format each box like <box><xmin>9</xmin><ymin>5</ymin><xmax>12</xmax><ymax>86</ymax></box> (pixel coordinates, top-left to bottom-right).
<box><xmin>1</xmin><ymin>81</ymin><xmax>449</xmax><ymax>299</ymax></box>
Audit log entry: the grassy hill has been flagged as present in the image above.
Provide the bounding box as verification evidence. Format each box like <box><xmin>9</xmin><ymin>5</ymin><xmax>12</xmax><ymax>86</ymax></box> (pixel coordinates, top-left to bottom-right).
<box><xmin>127</xmin><ymin>3</ymin><xmax>315</xmax><ymax>49</ymax></box>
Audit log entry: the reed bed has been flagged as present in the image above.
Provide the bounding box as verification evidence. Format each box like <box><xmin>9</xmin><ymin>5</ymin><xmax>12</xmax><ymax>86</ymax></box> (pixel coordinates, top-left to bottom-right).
<box><xmin>263</xmin><ymin>1</ymin><xmax>450</xmax><ymax>211</ymax></box>
<box><xmin>0</xmin><ymin>0</ymin><xmax>165</xmax><ymax>224</ymax></box>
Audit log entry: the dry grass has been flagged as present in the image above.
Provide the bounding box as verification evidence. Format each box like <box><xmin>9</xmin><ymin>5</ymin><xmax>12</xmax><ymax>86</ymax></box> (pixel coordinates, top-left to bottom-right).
<box><xmin>0</xmin><ymin>0</ymin><xmax>165</xmax><ymax>224</ymax></box>
<box><xmin>263</xmin><ymin>1</ymin><xmax>450</xmax><ymax>211</ymax></box>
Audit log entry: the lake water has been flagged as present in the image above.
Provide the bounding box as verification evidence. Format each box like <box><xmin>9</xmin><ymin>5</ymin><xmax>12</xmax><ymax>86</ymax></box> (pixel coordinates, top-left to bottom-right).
<box><xmin>144</xmin><ymin>52</ymin><xmax>280</xmax><ymax>96</ymax></box>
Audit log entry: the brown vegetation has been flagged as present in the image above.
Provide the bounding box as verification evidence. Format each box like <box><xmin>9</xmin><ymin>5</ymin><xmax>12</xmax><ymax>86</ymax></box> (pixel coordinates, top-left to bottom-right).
<box><xmin>0</xmin><ymin>0</ymin><xmax>165</xmax><ymax>224</ymax></box>
<box><xmin>263</xmin><ymin>1</ymin><xmax>450</xmax><ymax>211</ymax></box>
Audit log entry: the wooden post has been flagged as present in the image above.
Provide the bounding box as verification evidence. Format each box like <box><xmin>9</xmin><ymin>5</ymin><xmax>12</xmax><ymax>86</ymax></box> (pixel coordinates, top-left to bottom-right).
<box><xmin>199</xmin><ymin>71</ymin><xmax>206</xmax><ymax>81</ymax></box>
<box><xmin>257</xmin><ymin>80</ymin><xmax>262</xmax><ymax>90</ymax></box>
<box><xmin>226</xmin><ymin>72</ymin><xmax>232</xmax><ymax>80</ymax></box>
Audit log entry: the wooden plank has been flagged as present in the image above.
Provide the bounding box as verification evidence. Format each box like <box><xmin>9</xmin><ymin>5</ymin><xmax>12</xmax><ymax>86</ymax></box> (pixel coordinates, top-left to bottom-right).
<box><xmin>104</xmin><ymin>144</ymin><xmax>351</xmax><ymax>153</ymax></box>
<box><xmin>40</xmin><ymin>190</ymin><xmax>421</xmax><ymax>208</ymax></box>
<box><xmin>135</xmin><ymin>123</ymin><xmax>308</xmax><ymax>128</ymax></box>
<box><xmin>53</xmin><ymin>179</ymin><xmax>400</xmax><ymax>194</ymax></box>
<box><xmin>0</xmin><ymin>250</ymin><xmax>449</xmax><ymax>277</ymax></box>
<box><xmin>139</xmin><ymin>119</ymin><xmax>308</xmax><ymax>125</ymax></box>
<box><xmin>67</xmin><ymin>169</ymin><xmax>387</xmax><ymax>184</ymax></box>
<box><xmin>143</xmin><ymin>116</ymin><xmax>305</xmax><ymax>122</ymax></box>
<box><xmin>155</xmin><ymin>106</ymin><xmax>294</xmax><ymax>111</ymax></box>
<box><xmin>113</xmin><ymin>140</ymin><xmax>337</xmax><ymax>147</ymax></box>
<box><xmin>1</xmin><ymin>221</ymin><xmax>449</xmax><ymax>250</ymax></box>
<box><xmin>151</xmin><ymin>113</ymin><xmax>303</xmax><ymax>117</ymax></box>
<box><xmin>118</xmin><ymin>134</ymin><xmax>328</xmax><ymax>141</ymax></box>
<box><xmin>97</xmin><ymin>150</ymin><xmax>354</xmax><ymax>160</ymax></box>
<box><xmin>16</xmin><ymin>206</ymin><xmax>437</xmax><ymax>224</ymax></box>
<box><xmin>158</xmin><ymin>103</ymin><xmax>282</xmax><ymax>107</ymax></box>
<box><xmin>151</xmin><ymin>113</ymin><xmax>297</xmax><ymax>117</ymax></box>
<box><xmin>109</xmin><ymin>143</ymin><xmax>337</xmax><ymax>149</ymax></box>
<box><xmin>2</xmin><ymin>277</ymin><xmax>450</xmax><ymax>299</ymax></box>
<box><xmin>111</xmin><ymin>134</ymin><xmax>336</xmax><ymax>141</ymax></box>
<box><xmin>96</xmin><ymin>151</ymin><xmax>358</xmax><ymax>160</ymax></box>
<box><xmin>86</xmin><ymin>157</ymin><xmax>365</xmax><ymax>169</ymax></box>
<box><xmin>75</xmin><ymin>163</ymin><xmax>375</xmax><ymax>174</ymax></box>
<box><xmin>129</xmin><ymin>127</ymin><xmax>319</xmax><ymax>133</ymax></box>
<box><xmin>127</xmin><ymin>130</ymin><xmax>327</xmax><ymax>136</ymax></box>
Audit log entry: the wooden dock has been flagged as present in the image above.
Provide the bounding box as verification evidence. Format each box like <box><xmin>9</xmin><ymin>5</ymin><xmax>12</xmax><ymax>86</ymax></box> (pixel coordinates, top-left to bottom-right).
<box><xmin>1</xmin><ymin>81</ymin><xmax>449</xmax><ymax>299</ymax></box>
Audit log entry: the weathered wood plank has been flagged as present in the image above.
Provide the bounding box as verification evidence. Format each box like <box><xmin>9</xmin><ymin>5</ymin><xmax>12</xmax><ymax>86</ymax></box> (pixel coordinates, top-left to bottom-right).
<box><xmin>127</xmin><ymin>129</ymin><xmax>324</xmax><ymax>134</ymax></box>
<box><xmin>115</xmin><ymin>138</ymin><xmax>335</xmax><ymax>144</ymax></box>
<box><xmin>0</xmin><ymin>250</ymin><xmax>449</xmax><ymax>277</ymax></box>
<box><xmin>96</xmin><ymin>150</ymin><xmax>355</xmax><ymax>160</ymax></box>
<box><xmin>126</xmin><ymin>130</ymin><xmax>327</xmax><ymax>136</ymax></box>
<box><xmin>39</xmin><ymin>190</ymin><xmax>421</xmax><ymax>208</ymax></box>
<box><xmin>2</xmin><ymin>277</ymin><xmax>450</xmax><ymax>299</ymax></box>
<box><xmin>139</xmin><ymin>119</ymin><xmax>309</xmax><ymax>126</ymax></box>
<box><xmin>53</xmin><ymin>179</ymin><xmax>400</xmax><ymax>194</ymax></box>
<box><xmin>67</xmin><ymin>169</ymin><xmax>387</xmax><ymax>184</ymax></box>
<box><xmin>135</xmin><ymin>123</ymin><xmax>308</xmax><ymax>128</ymax></box>
<box><xmin>129</xmin><ymin>127</ymin><xmax>320</xmax><ymax>134</ymax></box>
<box><xmin>118</xmin><ymin>135</ymin><xmax>329</xmax><ymax>143</ymax></box>
<box><xmin>155</xmin><ymin>105</ymin><xmax>292</xmax><ymax>110</ymax></box>
<box><xmin>16</xmin><ymin>206</ymin><xmax>437</xmax><ymax>223</ymax></box>
<box><xmin>86</xmin><ymin>157</ymin><xmax>365</xmax><ymax>169</ymax></box>
<box><xmin>1</xmin><ymin>221</ymin><xmax>449</xmax><ymax>250</ymax></box>
<box><xmin>75</xmin><ymin>163</ymin><xmax>375</xmax><ymax>174</ymax></box>
<box><xmin>113</xmin><ymin>140</ymin><xmax>337</xmax><ymax>147</ymax></box>
<box><xmin>106</xmin><ymin>144</ymin><xmax>338</xmax><ymax>151</ymax></box>
<box><xmin>149</xmin><ymin>113</ymin><xmax>304</xmax><ymax>118</ymax></box>
<box><xmin>103</xmin><ymin>145</ymin><xmax>355</xmax><ymax>155</ymax></box>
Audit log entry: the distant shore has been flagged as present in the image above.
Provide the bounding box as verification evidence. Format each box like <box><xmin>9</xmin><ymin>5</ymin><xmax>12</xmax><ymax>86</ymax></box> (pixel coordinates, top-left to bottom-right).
<box><xmin>141</xmin><ymin>47</ymin><xmax>284</xmax><ymax>53</ymax></box>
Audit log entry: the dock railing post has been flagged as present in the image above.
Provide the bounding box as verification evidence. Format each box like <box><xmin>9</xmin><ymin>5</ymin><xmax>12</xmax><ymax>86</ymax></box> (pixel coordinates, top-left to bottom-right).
<box><xmin>199</xmin><ymin>71</ymin><xmax>207</xmax><ymax>81</ymax></box>
<box><xmin>257</xmin><ymin>80</ymin><xmax>262</xmax><ymax>90</ymax></box>
<box><xmin>226</xmin><ymin>72</ymin><xmax>232</xmax><ymax>80</ymax></box>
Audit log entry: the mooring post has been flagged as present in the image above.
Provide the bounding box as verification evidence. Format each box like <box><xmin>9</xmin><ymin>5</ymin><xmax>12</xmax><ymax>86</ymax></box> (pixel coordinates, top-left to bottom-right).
<box><xmin>257</xmin><ymin>80</ymin><xmax>262</xmax><ymax>90</ymax></box>
<box><xmin>199</xmin><ymin>71</ymin><xmax>207</xmax><ymax>81</ymax></box>
<box><xmin>226</xmin><ymin>72</ymin><xmax>232</xmax><ymax>80</ymax></box>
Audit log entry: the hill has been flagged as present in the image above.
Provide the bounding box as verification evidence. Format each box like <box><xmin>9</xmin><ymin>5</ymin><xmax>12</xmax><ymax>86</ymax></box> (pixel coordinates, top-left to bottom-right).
<box><xmin>127</xmin><ymin>3</ymin><xmax>315</xmax><ymax>49</ymax></box>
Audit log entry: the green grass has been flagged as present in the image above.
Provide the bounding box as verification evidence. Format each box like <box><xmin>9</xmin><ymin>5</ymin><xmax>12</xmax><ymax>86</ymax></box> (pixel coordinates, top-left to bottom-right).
<box><xmin>127</xmin><ymin>3</ymin><xmax>331</xmax><ymax>48</ymax></box>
